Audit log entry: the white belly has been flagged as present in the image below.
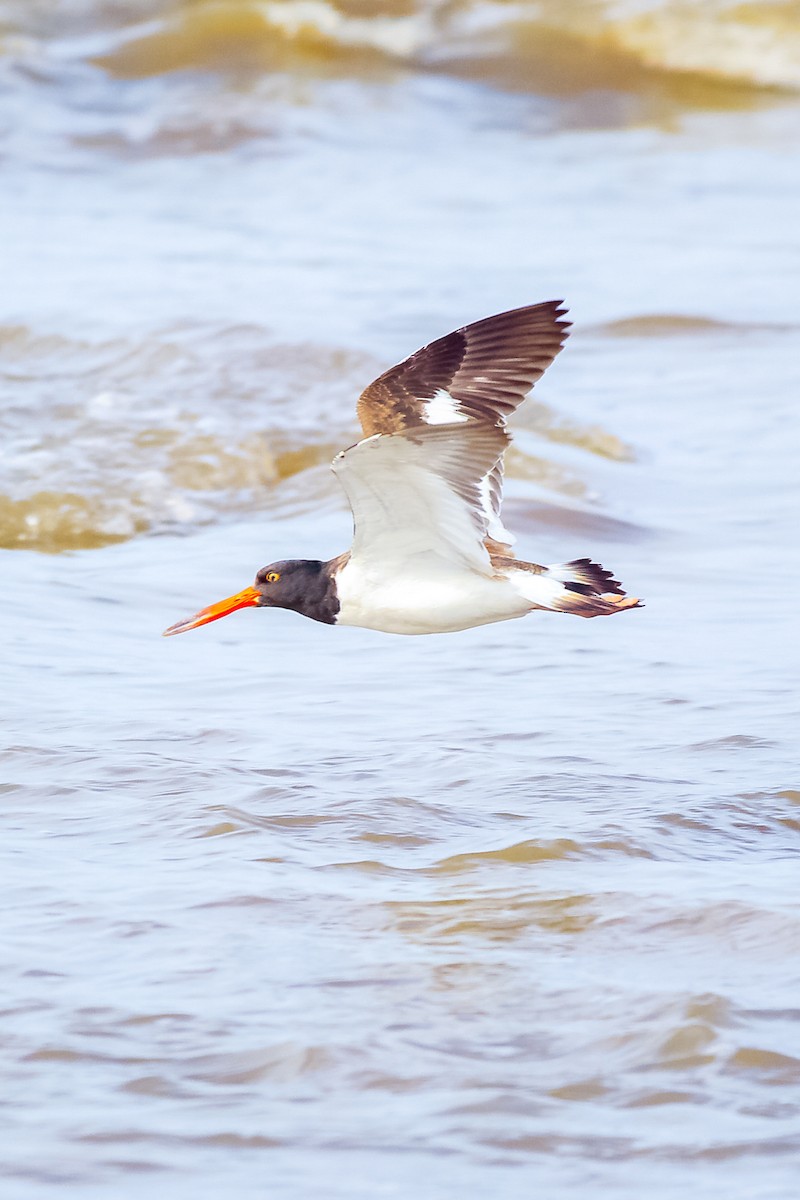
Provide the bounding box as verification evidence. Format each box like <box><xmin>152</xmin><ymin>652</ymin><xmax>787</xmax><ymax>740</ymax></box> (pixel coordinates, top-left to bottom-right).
<box><xmin>335</xmin><ymin>558</ymin><xmax>531</xmax><ymax>635</ymax></box>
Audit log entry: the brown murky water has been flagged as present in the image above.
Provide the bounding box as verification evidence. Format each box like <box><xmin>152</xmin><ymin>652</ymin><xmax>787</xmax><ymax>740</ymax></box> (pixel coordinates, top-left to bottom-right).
<box><xmin>2</xmin><ymin>2</ymin><xmax>800</xmax><ymax>1197</ymax></box>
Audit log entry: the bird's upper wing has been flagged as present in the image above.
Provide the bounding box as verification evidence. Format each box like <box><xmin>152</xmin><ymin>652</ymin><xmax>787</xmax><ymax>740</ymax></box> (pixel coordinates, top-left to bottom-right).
<box><xmin>356</xmin><ymin>301</ymin><xmax>569</xmax><ymax>550</ymax></box>
<box><xmin>356</xmin><ymin>300</ymin><xmax>570</xmax><ymax>436</ymax></box>
<box><xmin>331</xmin><ymin>422</ymin><xmax>509</xmax><ymax>577</ymax></box>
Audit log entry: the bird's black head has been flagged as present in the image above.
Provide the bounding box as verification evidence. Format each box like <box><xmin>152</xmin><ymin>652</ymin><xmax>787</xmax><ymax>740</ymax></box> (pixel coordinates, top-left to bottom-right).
<box><xmin>254</xmin><ymin>560</ymin><xmax>335</xmax><ymax>621</ymax></box>
<box><xmin>163</xmin><ymin>558</ymin><xmax>339</xmax><ymax>636</ymax></box>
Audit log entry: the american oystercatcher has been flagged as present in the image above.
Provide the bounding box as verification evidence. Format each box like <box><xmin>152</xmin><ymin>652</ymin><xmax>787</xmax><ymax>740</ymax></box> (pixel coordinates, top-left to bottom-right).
<box><xmin>164</xmin><ymin>301</ymin><xmax>641</xmax><ymax>637</ymax></box>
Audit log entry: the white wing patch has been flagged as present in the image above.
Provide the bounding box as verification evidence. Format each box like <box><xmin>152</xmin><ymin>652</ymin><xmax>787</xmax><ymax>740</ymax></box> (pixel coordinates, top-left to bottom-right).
<box><xmin>424</xmin><ymin>389</ymin><xmax>470</xmax><ymax>426</ymax></box>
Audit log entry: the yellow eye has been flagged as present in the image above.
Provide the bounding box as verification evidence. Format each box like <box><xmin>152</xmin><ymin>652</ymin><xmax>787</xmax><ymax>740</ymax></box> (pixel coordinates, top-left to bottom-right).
<box><xmin>266</xmin><ymin>571</ymin><xmax>280</xmax><ymax>583</ymax></box>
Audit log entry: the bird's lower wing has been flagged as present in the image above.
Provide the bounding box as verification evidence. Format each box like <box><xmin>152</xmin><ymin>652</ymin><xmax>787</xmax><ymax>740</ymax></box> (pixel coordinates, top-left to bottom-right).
<box><xmin>332</xmin><ymin>422</ymin><xmax>509</xmax><ymax>577</ymax></box>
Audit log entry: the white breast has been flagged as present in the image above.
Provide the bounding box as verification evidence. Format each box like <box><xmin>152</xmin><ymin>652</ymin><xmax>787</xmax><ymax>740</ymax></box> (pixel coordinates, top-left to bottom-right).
<box><xmin>335</xmin><ymin>556</ymin><xmax>531</xmax><ymax>635</ymax></box>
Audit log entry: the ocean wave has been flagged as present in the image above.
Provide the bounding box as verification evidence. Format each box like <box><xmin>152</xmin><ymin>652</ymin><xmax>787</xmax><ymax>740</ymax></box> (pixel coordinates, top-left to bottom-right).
<box><xmin>73</xmin><ymin>0</ymin><xmax>800</xmax><ymax>93</ymax></box>
<box><xmin>0</xmin><ymin>323</ymin><xmax>366</xmax><ymax>551</ymax></box>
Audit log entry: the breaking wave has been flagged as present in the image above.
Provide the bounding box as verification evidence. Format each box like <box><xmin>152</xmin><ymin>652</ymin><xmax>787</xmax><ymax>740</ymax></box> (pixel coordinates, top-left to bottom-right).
<box><xmin>80</xmin><ymin>0</ymin><xmax>800</xmax><ymax>94</ymax></box>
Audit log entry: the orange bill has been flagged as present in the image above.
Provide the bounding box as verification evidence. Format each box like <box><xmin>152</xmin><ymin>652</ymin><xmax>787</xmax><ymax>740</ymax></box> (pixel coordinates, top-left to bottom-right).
<box><xmin>162</xmin><ymin>586</ymin><xmax>260</xmax><ymax>637</ymax></box>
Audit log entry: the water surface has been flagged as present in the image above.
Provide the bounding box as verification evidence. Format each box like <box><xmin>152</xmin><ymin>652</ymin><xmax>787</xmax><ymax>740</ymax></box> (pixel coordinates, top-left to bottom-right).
<box><xmin>2</xmin><ymin>2</ymin><xmax>800</xmax><ymax>1197</ymax></box>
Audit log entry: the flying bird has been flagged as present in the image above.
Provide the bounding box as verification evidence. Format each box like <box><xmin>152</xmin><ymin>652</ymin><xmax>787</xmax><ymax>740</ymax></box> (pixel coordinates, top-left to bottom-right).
<box><xmin>164</xmin><ymin>301</ymin><xmax>641</xmax><ymax>638</ymax></box>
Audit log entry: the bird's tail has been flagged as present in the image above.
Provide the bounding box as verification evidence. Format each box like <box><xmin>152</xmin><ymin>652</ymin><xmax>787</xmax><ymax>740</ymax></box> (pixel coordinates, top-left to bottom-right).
<box><xmin>541</xmin><ymin>558</ymin><xmax>643</xmax><ymax>617</ymax></box>
<box><xmin>493</xmin><ymin>555</ymin><xmax>643</xmax><ymax>618</ymax></box>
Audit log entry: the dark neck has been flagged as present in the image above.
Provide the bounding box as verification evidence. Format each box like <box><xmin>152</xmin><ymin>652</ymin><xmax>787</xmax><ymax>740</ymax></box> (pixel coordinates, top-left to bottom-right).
<box><xmin>292</xmin><ymin>559</ymin><xmax>341</xmax><ymax>625</ymax></box>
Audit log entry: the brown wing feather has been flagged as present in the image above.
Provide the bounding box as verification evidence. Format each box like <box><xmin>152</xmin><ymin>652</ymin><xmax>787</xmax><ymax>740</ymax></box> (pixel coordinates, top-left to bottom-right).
<box><xmin>357</xmin><ymin>300</ymin><xmax>570</xmax><ymax>436</ymax></box>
